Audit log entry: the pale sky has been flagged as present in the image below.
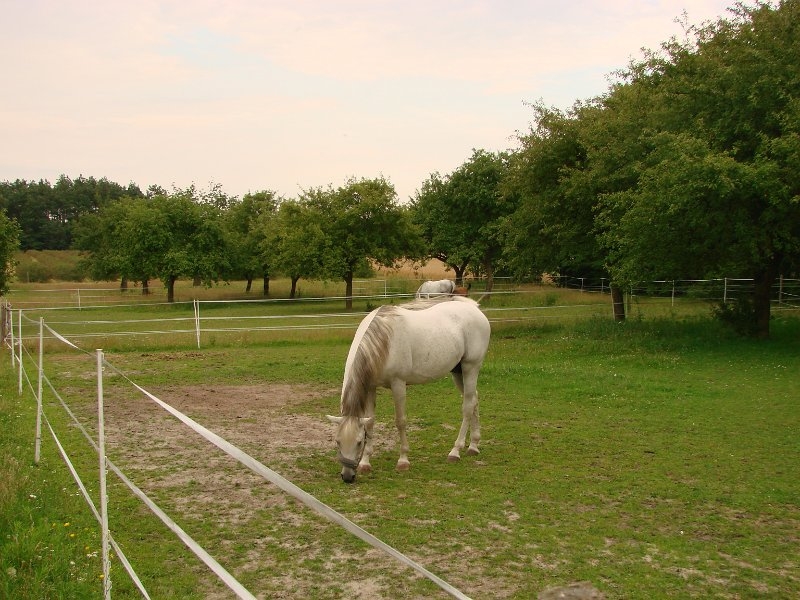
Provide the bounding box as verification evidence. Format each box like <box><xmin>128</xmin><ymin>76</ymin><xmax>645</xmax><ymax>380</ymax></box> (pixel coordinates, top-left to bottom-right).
<box><xmin>1</xmin><ymin>1</ymin><xmax>734</xmax><ymax>203</ymax></box>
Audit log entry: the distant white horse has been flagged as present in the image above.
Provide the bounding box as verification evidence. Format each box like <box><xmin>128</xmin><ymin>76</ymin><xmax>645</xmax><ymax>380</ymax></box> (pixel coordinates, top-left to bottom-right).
<box><xmin>415</xmin><ymin>279</ymin><xmax>456</xmax><ymax>298</ymax></box>
<box><xmin>327</xmin><ymin>296</ymin><xmax>491</xmax><ymax>483</ymax></box>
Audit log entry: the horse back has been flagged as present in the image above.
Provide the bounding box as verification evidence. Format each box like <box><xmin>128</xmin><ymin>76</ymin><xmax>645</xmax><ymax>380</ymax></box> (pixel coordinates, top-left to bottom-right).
<box><xmin>382</xmin><ymin>299</ymin><xmax>489</xmax><ymax>385</ymax></box>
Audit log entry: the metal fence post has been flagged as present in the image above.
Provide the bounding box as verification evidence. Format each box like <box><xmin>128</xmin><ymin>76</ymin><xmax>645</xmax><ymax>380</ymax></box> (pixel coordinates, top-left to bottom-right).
<box><xmin>97</xmin><ymin>349</ymin><xmax>112</xmax><ymax>599</ymax></box>
<box><xmin>35</xmin><ymin>318</ymin><xmax>44</xmax><ymax>464</ymax></box>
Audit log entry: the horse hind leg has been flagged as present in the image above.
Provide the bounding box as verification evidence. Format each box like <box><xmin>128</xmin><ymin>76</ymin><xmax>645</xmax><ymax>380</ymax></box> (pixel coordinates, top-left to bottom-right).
<box><xmin>447</xmin><ymin>366</ymin><xmax>481</xmax><ymax>462</ymax></box>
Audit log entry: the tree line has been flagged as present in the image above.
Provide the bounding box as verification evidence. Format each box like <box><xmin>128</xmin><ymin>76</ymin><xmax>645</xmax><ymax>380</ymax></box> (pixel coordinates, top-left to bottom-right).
<box><xmin>1</xmin><ymin>1</ymin><xmax>797</xmax><ymax>336</ymax></box>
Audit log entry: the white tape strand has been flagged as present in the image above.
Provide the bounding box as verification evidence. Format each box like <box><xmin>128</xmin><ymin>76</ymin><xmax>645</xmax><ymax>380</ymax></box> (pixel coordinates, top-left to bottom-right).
<box><xmin>43</xmin><ymin>321</ymin><xmax>84</xmax><ymax>350</ymax></box>
<box><xmin>41</xmin><ymin>369</ymin><xmax>253</xmax><ymax>600</ymax></box>
<box><xmin>42</xmin><ymin>413</ymin><xmax>152</xmax><ymax>599</ymax></box>
<box><xmin>128</xmin><ymin>379</ymin><xmax>473</xmax><ymax>600</ymax></box>
<box><xmin>104</xmin><ymin>449</ymin><xmax>257</xmax><ymax>600</ymax></box>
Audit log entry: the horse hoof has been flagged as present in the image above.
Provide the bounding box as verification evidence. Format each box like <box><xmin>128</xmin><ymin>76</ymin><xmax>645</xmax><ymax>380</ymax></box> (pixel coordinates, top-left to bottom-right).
<box><xmin>358</xmin><ymin>464</ymin><xmax>372</xmax><ymax>474</ymax></box>
<box><xmin>466</xmin><ymin>448</ymin><xmax>480</xmax><ymax>456</ymax></box>
<box><xmin>396</xmin><ymin>460</ymin><xmax>410</xmax><ymax>471</ymax></box>
<box><xmin>447</xmin><ymin>453</ymin><xmax>461</xmax><ymax>463</ymax></box>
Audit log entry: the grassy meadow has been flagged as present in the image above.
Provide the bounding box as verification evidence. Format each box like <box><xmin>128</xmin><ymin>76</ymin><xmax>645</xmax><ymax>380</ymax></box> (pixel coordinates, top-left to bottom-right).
<box><xmin>1</xmin><ymin>276</ymin><xmax>799</xmax><ymax>598</ymax></box>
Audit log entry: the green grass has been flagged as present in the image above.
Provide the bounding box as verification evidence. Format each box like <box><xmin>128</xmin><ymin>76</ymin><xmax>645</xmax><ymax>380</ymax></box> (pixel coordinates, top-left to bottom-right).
<box><xmin>0</xmin><ymin>365</ymin><xmax>104</xmax><ymax>598</ymax></box>
<box><xmin>2</xmin><ymin>290</ymin><xmax>799</xmax><ymax>597</ymax></box>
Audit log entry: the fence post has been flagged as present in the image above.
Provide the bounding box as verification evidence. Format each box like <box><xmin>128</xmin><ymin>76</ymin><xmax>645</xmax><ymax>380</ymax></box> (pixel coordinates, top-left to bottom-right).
<box><xmin>1</xmin><ymin>300</ymin><xmax>6</xmax><ymax>350</ymax></box>
<box><xmin>7</xmin><ymin>302</ymin><xmax>15</xmax><ymax>368</ymax></box>
<box><xmin>194</xmin><ymin>299</ymin><xmax>201</xmax><ymax>349</ymax></box>
<box><xmin>97</xmin><ymin>349</ymin><xmax>112</xmax><ymax>599</ymax></box>
<box><xmin>35</xmin><ymin>318</ymin><xmax>44</xmax><ymax>464</ymax></box>
<box><xmin>724</xmin><ymin>278</ymin><xmax>728</xmax><ymax>304</ymax></box>
<box><xmin>18</xmin><ymin>310</ymin><xmax>23</xmax><ymax>395</ymax></box>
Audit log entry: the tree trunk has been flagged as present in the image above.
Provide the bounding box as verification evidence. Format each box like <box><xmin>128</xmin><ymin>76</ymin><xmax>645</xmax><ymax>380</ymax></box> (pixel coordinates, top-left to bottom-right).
<box><xmin>167</xmin><ymin>275</ymin><xmax>176</xmax><ymax>303</ymax></box>
<box><xmin>752</xmin><ymin>263</ymin><xmax>779</xmax><ymax>339</ymax></box>
<box><xmin>345</xmin><ymin>271</ymin><xmax>354</xmax><ymax>310</ymax></box>
<box><xmin>611</xmin><ymin>285</ymin><xmax>626</xmax><ymax>321</ymax></box>
<box><xmin>262</xmin><ymin>275</ymin><xmax>270</xmax><ymax>297</ymax></box>
<box><xmin>193</xmin><ymin>276</ymin><xmax>201</xmax><ymax>287</ymax></box>
<box><xmin>120</xmin><ymin>277</ymin><xmax>128</xmax><ymax>291</ymax></box>
<box><xmin>449</xmin><ymin>260</ymin><xmax>469</xmax><ymax>286</ymax></box>
<box><xmin>477</xmin><ymin>259</ymin><xmax>495</xmax><ymax>304</ymax></box>
<box><xmin>290</xmin><ymin>276</ymin><xmax>300</xmax><ymax>299</ymax></box>
<box><xmin>141</xmin><ymin>279</ymin><xmax>149</xmax><ymax>295</ymax></box>
<box><xmin>245</xmin><ymin>277</ymin><xmax>252</xmax><ymax>293</ymax></box>
<box><xmin>453</xmin><ymin>267</ymin><xmax>464</xmax><ymax>287</ymax></box>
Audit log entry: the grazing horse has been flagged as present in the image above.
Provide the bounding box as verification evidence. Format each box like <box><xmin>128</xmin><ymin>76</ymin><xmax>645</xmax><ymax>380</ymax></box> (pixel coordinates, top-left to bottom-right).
<box><xmin>327</xmin><ymin>296</ymin><xmax>491</xmax><ymax>483</ymax></box>
<box><xmin>415</xmin><ymin>279</ymin><xmax>456</xmax><ymax>298</ymax></box>
<box><xmin>453</xmin><ymin>283</ymin><xmax>471</xmax><ymax>296</ymax></box>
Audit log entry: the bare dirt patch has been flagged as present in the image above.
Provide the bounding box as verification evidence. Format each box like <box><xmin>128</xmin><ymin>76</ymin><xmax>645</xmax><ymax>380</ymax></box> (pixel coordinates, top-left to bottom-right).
<box><xmin>99</xmin><ymin>382</ymin><xmax>439</xmax><ymax>599</ymax></box>
<box><xmin>104</xmin><ymin>383</ymin><xmax>337</xmax><ymax>518</ymax></box>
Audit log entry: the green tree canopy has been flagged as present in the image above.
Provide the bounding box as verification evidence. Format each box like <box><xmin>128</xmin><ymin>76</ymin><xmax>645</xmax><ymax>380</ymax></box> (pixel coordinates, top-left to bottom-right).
<box><xmin>0</xmin><ymin>209</ymin><xmax>21</xmax><ymax>295</ymax></box>
<box><xmin>0</xmin><ymin>176</ymin><xmax>143</xmax><ymax>250</ymax></box>
<box><xmin>262</xmin><ymin>200</ymin><xmax>327</xmax><ymax>298</ymax></box>
<box><xmin>304</xmin><ymin>177</ymin><xmax>423</xmax><ymax>309</ymax></box>
<box><xmin>74</xmin><ymin>189</ymin><xmax>231</xmax><ymax>302</ymax></box>
<box><xmin>225</xmin><ymin>191</ymin><xmax>280</xmax><ymax>294</ymax></box>
<box><xmin>412</xmin><ymin>149</ymin><xmax>515</xmax><ymax>290</ymax></box>
<box><xmin>595</xmin><ymin>0</ymin><xmax>800</xmax><ymax>336</ymax></box>
<box><xmin>506</xmin><ymin>1</ymin><xmax>800</xmax><ymax>335</ymax></box>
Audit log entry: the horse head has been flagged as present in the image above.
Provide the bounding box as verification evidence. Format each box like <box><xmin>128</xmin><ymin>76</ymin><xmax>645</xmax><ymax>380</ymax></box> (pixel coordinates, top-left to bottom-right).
<box><xmin>327</xmin><ymin>415</ymin><xmax>373</xmax><ymax>483</ymax></box>
<box><xmin>453</xmin><ymin>282</ymin><xmax>472</xmax><ymax>296</ymax></box>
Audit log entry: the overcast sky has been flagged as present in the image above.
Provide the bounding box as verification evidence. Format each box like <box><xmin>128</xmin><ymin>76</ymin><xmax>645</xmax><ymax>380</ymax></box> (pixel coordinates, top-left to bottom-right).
<box><xmin>1</xmin><ymin>1</ymin><xmax>734</xmax><ymax>202</ymax></box>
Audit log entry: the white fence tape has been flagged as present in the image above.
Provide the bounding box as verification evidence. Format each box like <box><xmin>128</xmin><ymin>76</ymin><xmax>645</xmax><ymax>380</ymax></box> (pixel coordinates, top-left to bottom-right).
<box><xmin>40</xmin><ymin>366</ymin><xmax>255</xmax><ymax>599</ymax></box>
<box><xmin>118</xmin><ymin>370</ymin><xmax>473</xmax><ymax>600</ymax></box>
<box><xmin>42</xmin><ymin>412</ymin><xmax>152</xmax><ymax>599</ymax></box>
<box><xmin>15</xmin><ymin>313</ymin><xmax>474</xmax><ymax>599</ymax></box>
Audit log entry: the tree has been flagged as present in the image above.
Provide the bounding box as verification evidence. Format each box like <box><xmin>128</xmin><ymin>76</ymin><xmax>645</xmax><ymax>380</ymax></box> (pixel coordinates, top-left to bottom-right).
<box><xmin>412</xmin><ymin>149</ymin><xmax>516</xmax><ymax>291</ymax></box>
<box><xmin>0</xmin><ymin>176</ymin><xmax>143</xmax><ymax>251</ymax></box>
<box><xmin>595</xmin><ymin>0</ymin><xmax>800</xmax><ymax>337</ymax></box>
<box><xmin>150</xmin><ymin>191</ymin><xmax>231</xmax><ymax>302</ymax></box>
<box><xmin>0</xmin><ymin>209</ymin><xmax>21</xmax><ymax>295</ymax></box>
<box><xmin>75</xmin><ymin>190</ymin><xmax>231</xmax><ymax>302</ymax></box>
<box><xmin>505</xmin><ymin>2</ymin><xmax>800</xmax><ymax>333</ymax></box>
<box><xmin>73</xmin><ymin>197</ymin><xmax>144</xmax><ymax>286</ymax></box>
<box><xmin>306</xmin><ymin>177</ymin><xmax>423</xmax><ymax>309</ymax></box>
<box><xmin>263</xmin><ymin>200</ymin><xmax>327</xmax><ymax>298</ymax></box>
<box><xmin>411</xmin><ymin>173</ymin><xmax>471</xmax><ymax>283</ymax></box>
<box><xmin>225</xmin><ymin>191</ymin><xmax>279</xmax><ymax>295</ymax></box>
<box><xmin>449</xmin><ymin>149</ymin><xmax>516</xmax><ymax>293</ymax></box>
<box><xmin>504</xmin><ymin>102</ymin><xmax>602</xmax><ymax>280</ymax></box>
<box><xmin>504</xmin><ymin>100</ymin><xmax>632</xmax><ymax>320</ymax></box>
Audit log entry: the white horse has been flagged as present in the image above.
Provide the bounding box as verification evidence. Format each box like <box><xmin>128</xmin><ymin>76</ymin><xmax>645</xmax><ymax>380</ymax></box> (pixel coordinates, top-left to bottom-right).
<box><xmin>327</xmin><ymin>296</ymin><xmax>491</xmax><ymax>483</ymax></box>
<box><xmin>415</xmin><ymin>279</ymin><xmax>456</xmax><ymax>298</ymax></box>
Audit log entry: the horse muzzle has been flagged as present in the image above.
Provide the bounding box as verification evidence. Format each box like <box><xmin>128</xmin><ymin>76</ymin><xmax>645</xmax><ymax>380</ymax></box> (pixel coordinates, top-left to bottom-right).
<box><xmin>338</xmin><ymin>452</ymin><xmax>360</xmax><ymax>483</ymax></box>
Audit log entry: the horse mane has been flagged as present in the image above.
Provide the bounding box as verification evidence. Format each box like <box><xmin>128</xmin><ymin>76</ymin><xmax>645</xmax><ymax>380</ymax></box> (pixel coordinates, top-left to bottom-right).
<box><xmin>341</xmin><ymin>305</ymin><xmax>396</xmax><ymax>416</ymax></box>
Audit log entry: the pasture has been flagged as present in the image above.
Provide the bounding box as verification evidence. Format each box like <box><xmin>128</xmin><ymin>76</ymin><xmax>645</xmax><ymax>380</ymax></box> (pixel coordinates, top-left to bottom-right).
<box><xmin>2</xmin><ymin>282</ymin><xmax>799</xmax><ymax>598</ymax></box>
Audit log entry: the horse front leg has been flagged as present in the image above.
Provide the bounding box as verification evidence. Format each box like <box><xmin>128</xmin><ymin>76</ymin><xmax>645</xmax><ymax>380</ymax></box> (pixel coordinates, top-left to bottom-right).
<box><xmin>448</xmin><ymin>370</ymin><xmax>480</xmax><ymax>462</ymax></box>
<box><xmin>359</xmin><ymin>389</ymin><xmax>376</xmax><ymax>474</ymax></box>
<box><xmin>391</xmin><ymin>381</ymin><xmax>410</xmax><ymax>471</ymax></box>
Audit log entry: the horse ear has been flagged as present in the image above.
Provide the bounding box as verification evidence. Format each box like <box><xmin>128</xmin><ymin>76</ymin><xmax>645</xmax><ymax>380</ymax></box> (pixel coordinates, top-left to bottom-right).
<box><xmin>360</xmin><ymin>417</ymin><xmax>374</xmax><ymax>426</ymax></box>
<box><xmin>326</xmin><ymin>415</ymin><xmax>344</xmax><ymax>424</ymax></box>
